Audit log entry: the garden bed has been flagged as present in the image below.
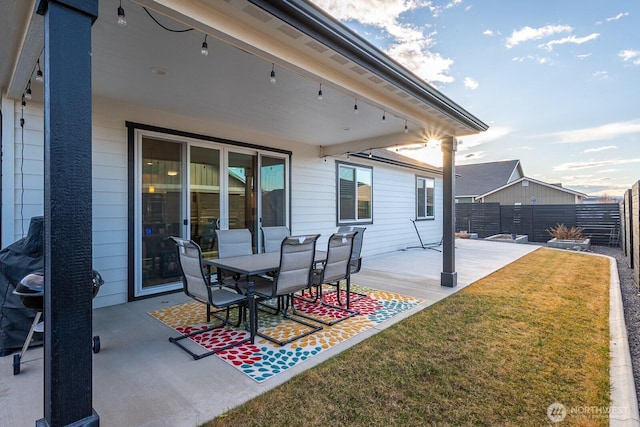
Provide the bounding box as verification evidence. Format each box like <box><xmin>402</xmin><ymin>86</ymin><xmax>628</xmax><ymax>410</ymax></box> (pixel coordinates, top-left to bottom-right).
<box><xmin>485</xmin><ymin>233</ymin><xmax>528</xmax><ymax>244</ymax></box>
<box><xmin>547</xmin><ymin>238</ymin><xmax>591</xmax><ymax>251</ymax></box>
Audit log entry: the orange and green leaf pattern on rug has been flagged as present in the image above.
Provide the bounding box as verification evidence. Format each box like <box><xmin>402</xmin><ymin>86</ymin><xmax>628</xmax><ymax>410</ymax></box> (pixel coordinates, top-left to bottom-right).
<box><xmin>149</xmin><ymin>284</ymin><xmax>422</xmax><ymax>382</ymax></box>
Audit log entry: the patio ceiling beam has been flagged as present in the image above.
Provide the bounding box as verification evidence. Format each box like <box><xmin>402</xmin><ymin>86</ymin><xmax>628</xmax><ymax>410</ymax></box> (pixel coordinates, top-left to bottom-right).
<box><xmin>5</xmin><ymin>1</ymin><xmax>43</xmax><ymax>101</ymax></box>
<box><xmin>319</xmin><ymin>129</ymin><xmax>426</xmax><ymax>158</ymax></box>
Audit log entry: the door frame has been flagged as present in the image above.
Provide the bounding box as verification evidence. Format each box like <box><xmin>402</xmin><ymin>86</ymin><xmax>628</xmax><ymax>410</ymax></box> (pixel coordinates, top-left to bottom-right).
<box><xmin>126</xmin><ymin>122</ymin><xmax>291</xmax><ymax>301</ymax></box>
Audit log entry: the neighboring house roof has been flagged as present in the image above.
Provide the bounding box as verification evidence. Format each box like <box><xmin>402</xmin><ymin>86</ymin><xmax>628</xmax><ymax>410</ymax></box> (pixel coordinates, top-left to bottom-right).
<box><xmin>455</xmin><ymin>160</ymin><xmax>523</xmax><ymax>198</ymax></box>
<box><xmin>476</xmin><ymin>176</ymin><xmax>587</xmax><ymax>199</ymax></box>
<box><xmin>353</xmin><ymin>148</ymin><xmax>442</xmax><ymax>175</ymax></box>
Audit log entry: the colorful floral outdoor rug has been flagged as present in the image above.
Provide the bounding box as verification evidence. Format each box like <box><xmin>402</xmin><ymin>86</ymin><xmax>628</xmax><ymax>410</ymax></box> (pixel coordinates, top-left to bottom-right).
<box><xmin>149</xmin><ymin>284</ymin><xmax>423</xmax><ymax>382</ymax></box>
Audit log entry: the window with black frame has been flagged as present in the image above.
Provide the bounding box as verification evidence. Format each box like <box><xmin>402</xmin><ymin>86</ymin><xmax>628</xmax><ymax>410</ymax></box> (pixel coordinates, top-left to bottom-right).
<box><xmin>416</xmin><ymin>176</ymin><xmax>435</xmax><ymax>219</ymax></box>
<box><xmin>337</xmin><ymin>162</ymin><xmax>372</xmax><ymax>225</ymax></box>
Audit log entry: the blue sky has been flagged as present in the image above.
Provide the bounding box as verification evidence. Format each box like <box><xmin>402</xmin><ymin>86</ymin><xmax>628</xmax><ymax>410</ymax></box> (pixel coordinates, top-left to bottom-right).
<box><xmin>309</xmin><ymin>0</ymin><xmax>640</xmax><ymax>198</ymax></box>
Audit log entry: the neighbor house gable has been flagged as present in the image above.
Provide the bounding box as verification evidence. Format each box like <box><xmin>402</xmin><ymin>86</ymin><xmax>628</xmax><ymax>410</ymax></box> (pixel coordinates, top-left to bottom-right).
<box><xmin>476</xmin><ymin>176</ymin><xmax>587</xmax><ymax>203</ymax></box>
<box><xmin>455</xmin><ymin>160</ymin><xmax>522</xmax><ymax>200</ymax></box>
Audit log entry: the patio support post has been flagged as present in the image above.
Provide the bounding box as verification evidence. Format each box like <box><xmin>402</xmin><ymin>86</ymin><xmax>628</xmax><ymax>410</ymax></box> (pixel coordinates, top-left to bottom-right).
<box><xmin>36</xmin><ymin>1</ymin><xmax>99</xmax><ymax>426</ymax></box>
<box><xmin>441</xmin><ymin>136</ymin><xmax>457</xmax><ymax>287</ymax></box>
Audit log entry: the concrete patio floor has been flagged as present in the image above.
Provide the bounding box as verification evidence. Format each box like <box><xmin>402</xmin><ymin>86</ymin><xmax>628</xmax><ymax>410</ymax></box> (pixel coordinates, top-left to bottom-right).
<box><xmin>0</xmin><ymin>239</ymin><xmax>636</xmax><ymax>426</ymax></box>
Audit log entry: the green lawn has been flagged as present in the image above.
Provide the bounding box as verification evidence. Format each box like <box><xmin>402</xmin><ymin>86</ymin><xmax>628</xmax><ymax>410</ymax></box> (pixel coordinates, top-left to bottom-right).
<box><xmin>205</xmin><ymin>248</ymin><xmax>610</xmax><ymax>427</ymax></box>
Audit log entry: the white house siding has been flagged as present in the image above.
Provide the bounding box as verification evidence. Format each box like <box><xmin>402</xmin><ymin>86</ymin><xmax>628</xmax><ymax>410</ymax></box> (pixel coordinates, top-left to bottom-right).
<box><xmin>10</xmin><ymin>102</ymin><xmax>45</xmax><ymax>241</ymax></box>
<box><xmin>4</xmin><ymin>97</ymin><xmax>443</xmax><ymax>308</ymax></box>
<box><xmin>289</xmin><ymin>151</ymin><xmax>443</xmax><ymax>256</ymax></box>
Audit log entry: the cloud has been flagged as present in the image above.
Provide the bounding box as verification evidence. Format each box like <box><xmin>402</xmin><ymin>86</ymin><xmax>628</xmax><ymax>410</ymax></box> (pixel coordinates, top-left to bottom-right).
<box><xmin>464</xmin><ymin>77</ymin><xmax>479</xmax><ymax>90</ymax></box>
<box><xmin>512</xmin><ymin>55</ymin><xmax>552</xmax><ymax>65</ymax></box>
<box><xmin>539</xmin><ymin>33</ymin><xmax>600</xmax><ymax>51</ymax></box>
<box><xmin>619</xmin><ymin>49</ymin><xmax>640</xmax><ymax>65</ymax></box>
<box><xmin>483</xmin><ymin>29</ymin><xmax>494</xmax><ymax>36</ymax></box>
<box><xmin>554</xmin><ymin>158</ymin><xmax>640</xmax><ymax>171</ymax></box>
<box><xmin>457</xmin><ymin>126</ymin><xmax>512</xmax><ymax>152</ymax></box>
<box><xmin>592</xmin><ymin>70</ymin><xmax>608</xmax><ymax>79</ymax></box>
<box><xmin>546</xmin><ymin>119</ymin><xmax>640</xmax><ymax>143</ymax></box>
<box><xmin>606</xmin><ymin>12</ymin><xmax>629</xmax><ymax>22</ymax></box>
<box><xmin>559</xmin><ymin>175</ymin><xmax>612</xmax><ymax>186</ymax></box>
<box><xmin>577</xmin><ymin>53</ymin><xmax>592</xmax><ymax>59</ymax></box>
<box><xmin>584</xmin><ymin>145</ymin><xmax>616</xmax><ymax>153</ymax></box>
<box><xmin>309</xmin><ymin>0</ymin><xmax>456</xmax><ymax>84</ymax></box>
<box><xmin>505</xmin><ymin>24</ymin><xmax>572</xmax><ymax>48</ymax></box>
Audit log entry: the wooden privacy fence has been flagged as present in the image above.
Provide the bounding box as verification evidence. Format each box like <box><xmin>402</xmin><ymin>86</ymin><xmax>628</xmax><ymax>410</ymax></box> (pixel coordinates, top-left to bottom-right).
<box><xmin>455</xmin><ymin>203</ymin><xmax>621</xmax><ymax>247</ymax></box>
<box><xmin>619</xmin><ymin>181</ymin><xmax>639</xmax><ymax>286</ymax></box>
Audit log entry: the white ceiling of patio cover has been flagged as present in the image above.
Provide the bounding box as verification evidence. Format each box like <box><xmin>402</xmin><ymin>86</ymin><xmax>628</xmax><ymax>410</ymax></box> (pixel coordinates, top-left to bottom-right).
<box><xmin>3</xmin><ymin>0</ymin><xmax>485</xmax><ymax>152</ymax></box>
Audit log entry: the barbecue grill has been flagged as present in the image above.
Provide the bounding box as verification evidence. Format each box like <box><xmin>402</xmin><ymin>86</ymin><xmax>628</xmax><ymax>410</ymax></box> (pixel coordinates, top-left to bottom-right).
<box><xmin>12</xmin><ymin>269</ymin><xmax>104</xmax><ymax>375</ymax></box>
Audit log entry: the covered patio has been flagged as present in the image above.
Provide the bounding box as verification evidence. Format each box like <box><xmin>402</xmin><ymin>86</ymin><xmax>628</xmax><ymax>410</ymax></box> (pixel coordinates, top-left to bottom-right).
<box><xmin>1</xmin><ymin>239</ymin><xmax>541</xmax><ymax>426</ymax></box>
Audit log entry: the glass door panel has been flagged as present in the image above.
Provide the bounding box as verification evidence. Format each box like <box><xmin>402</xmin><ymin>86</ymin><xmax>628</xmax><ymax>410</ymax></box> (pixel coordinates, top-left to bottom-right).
<box><xmin>260</xmin><ymin>155</ymin><xmax>286</xmax><ymax>227</ymax></box>
<box><xmin>227</xmin><ymin>152</ymin><xmax>257</xmax><ymax>250</ymax></box>
<box><xmin>140</xmin><ymin>137</ymin><xmax>183</xmax><ymax>290</ymax></box>
<box><xmin>190</xmin><ymin>146</ymin><xmax>221</xmax><ymax>259</ymax></box>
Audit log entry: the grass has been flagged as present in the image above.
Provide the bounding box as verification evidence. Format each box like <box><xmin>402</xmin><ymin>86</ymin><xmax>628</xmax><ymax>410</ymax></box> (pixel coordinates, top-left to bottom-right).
<box><xmin>204</xmin><ymin>248</ymin><xmax>611</xmax><ymax>426</ymax></box>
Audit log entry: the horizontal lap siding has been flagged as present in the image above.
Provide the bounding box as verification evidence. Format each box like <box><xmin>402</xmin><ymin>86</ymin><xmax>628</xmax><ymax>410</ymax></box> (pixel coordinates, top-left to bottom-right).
<box><xmin>290</xmin><ymin>151</ymin><xmax>442</xmax><ymax>256</ymax></box>
<box><xmin>13</xmin><ymin>103</ymin><xmax>44</xmax><ymax>239</ymax></box>
<box><xmin>11</xmin><ymin>99</ymin><xmax>445</xmax><ymax>307</ymax></box>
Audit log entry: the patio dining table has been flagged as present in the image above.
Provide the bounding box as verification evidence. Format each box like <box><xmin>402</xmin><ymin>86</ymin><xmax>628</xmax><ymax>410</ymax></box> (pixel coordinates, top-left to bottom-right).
<box><xmin>204</xmin><ymin>250</ymin><xmax>326</xmax><ymax>344</ymax></box>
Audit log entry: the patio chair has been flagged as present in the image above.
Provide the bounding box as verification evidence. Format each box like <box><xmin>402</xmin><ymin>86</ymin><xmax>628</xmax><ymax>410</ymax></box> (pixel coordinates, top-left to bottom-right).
<box><xmin>261</xmin><ymin>226</ymin><xmax>290</xmax><ymax>253</ymax></box>
<box><xmin>249</xmin><ymin>234</ymin><xmax>322</xmax><ymax>346</ymax></box>
<box><xmin>214</xmin><ymin>228</ymin><xmax>253</xmax><ymax>289</ymax></box>
<box><xmin>296</xmin><ymin>231</ymin><xmax>359</xmax><ymax>325</ymax></box>
<box><xmin>169</xmin><ymin>237</ymin><xmax>250</xmax><ymax>360</ymax></box>
<box><xmin>335</xmin><ymin>225</ymin><xmax>367</xmax><ymax>304</ymax></box>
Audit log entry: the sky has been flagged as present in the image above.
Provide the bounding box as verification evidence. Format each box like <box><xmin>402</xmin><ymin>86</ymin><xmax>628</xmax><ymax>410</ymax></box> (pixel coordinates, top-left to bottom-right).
<box><xmin>308</xmin><ymin>0</ymin><xmax>640</xmax><ymax>198</ymax></box>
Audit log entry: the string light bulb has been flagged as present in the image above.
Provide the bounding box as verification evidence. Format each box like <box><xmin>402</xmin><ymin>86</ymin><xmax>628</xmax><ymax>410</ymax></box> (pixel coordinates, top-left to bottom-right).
<box><xmin>317</xmin><ymin>83</ymin><xmax>323</xmax><ymax>100</ymax></box>
<box><xmin>368</xmin><ymin>150</ymin><xmax>373</xmax><ymax>158</ymax></box>
<box><xmin>270</xmin><ymin>63</ymin><xmax>276</xmax><ymax>84</ymax></box>
<box><xmin>201</xmin><ymin>34</ymin><xmax>209</xmax><ymax>56</ymax></box>
<box><xmin>25</xmin><ymin>81</ymin><xmax>32</xmax><ymax>100</ymax></box>
<box><xmin>21</xmin><ymin>94</ymin><xmax>26</xmax><ymax>107</ymax></box>
<box><xmin>382</xmin><ymin>111</ymin><xmax>386</xmax><ymax>121</ymax></box>
<box><xmin>353</xmin><ymin>99</ymin><xmax>358</xmax><ymax>114</ymax></box>
<box><xmin>117</xmin><ymin>0</ymin><xmax>127</xmax><ymax>27</ymax></box>
<box><xmin>404</xmin><ymin>120</ymin><xmax>408</xmax><ymax>134</ymax></box>
<box><xmin>35</xmin><ymin>60</ymin><xmax>43</xmax><ymax>83</ymax></box>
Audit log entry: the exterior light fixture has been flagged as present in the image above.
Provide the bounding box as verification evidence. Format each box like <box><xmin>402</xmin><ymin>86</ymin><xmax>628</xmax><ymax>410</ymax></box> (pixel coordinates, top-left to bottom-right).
<box><xmin>201</xmin><ymin>34</ymin><xmax>208</xmax><ymax>56</ymax></box>
<box><xmin>317</xmin><ymin>83</ymin><xmax>323</xmax><ymax>100</ymax></box>
<box><xmin>35</xmin><ymin>60</ymin><xmax>43</xmax><ymax>83</ymax></box>
<box><xmin>270</xmin><ymin>63</ymin><xmax>276</xmax><ymax>84</ymax></box>
<box><xmin>117</xmin><ymin>0</ymin><xmax>127</xmax><ymax>27</ymax></box>
<box><xmin>25</xmin><ymin>81</ymin><xmax>32</xmax><ymax>100</ymax></box>
<box><xmin>353</xmin><ymin>99</ymin><xmax>358</xmax><ymax>114</ymax></box>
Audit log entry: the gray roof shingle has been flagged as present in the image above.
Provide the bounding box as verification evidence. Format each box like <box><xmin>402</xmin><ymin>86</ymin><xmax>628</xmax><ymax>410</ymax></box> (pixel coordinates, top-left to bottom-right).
<box><xmin>455</xmin><ymin>160</ymin><xmax>522</xmax><ymax>197</ymax></box>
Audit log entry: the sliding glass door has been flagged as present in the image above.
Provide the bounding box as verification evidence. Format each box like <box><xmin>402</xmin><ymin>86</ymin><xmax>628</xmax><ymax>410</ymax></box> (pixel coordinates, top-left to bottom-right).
<box><xmin>260</xmin><ymin>155</ymin><xmax>286</xmax><ymax>228</ymax></box>
<box><xmin>190</xmin><ymin>146</ymin><xmax>221</xmax><ymax>256</ymax></box>
<box><xmin>135</xmin><ymin>132</ymin><xmax>288</xmax><ymax>298</ymax></box>
<box><xmin>140</xmin><ymin>137</ymin><xmax>184</xmax><ymax>292</ymax></box>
